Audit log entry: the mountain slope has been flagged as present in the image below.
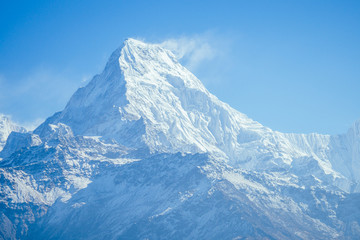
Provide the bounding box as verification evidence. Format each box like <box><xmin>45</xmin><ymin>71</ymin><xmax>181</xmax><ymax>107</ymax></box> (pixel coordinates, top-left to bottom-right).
<box><xmin>0</xmin><ymin>38</ymin><xmax>359</xmax><ymax>239</ymax></box>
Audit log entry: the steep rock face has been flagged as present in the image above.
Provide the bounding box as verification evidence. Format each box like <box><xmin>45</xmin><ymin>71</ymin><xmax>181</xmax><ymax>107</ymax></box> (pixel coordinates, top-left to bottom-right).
<box><xmin>0</xmin><ymin>115</ymin><xmax>26</xmax><ymax>151</ymax></box>
<box><xmin>0</xmin><ymin>39</ymin><xmax>360</xmax><ymax>239</ymax></box>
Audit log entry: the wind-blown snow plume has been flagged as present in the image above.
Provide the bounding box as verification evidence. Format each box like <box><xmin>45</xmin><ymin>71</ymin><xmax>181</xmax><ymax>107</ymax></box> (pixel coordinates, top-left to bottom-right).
<box><xmin>160</xmin><ymin>35</ymin><xmax>218</xmax><ymax>70</ymax></box>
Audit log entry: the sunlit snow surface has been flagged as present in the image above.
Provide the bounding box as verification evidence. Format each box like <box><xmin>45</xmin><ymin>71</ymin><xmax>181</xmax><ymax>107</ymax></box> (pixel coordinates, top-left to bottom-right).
<box><xmin>0</xmin><ymin>39</ymin><xmax>360</xmax><ymax>239</ymax></box>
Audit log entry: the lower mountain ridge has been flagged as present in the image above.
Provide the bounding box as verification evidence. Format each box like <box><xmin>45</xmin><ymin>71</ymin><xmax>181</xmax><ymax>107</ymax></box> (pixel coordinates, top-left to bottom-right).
<box><xmin>0</xmin><ymin>39</ymin><xmax>359</xmax><ymax>240</ymax></box>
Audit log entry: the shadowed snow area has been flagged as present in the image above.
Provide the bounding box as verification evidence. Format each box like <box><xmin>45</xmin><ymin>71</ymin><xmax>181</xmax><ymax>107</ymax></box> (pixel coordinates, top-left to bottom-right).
<box><xmin>0</xmin><ymin>39</ymin><xmax>360</xmax><ymax>239</ymax></box>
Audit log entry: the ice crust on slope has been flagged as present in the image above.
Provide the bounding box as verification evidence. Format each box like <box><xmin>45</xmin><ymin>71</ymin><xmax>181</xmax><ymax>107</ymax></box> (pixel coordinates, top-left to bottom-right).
<box><xmin>1</xmin><ymin>38</ymin><xmax>360</xmax><ymax>239</ymax></box>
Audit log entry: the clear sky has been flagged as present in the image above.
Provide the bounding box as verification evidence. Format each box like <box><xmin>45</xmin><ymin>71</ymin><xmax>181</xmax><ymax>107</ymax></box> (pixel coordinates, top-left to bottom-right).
<box><xmin>0</xmin><ymin>0</ymin><xmax>359</xmax><ymax>134</ymax></box>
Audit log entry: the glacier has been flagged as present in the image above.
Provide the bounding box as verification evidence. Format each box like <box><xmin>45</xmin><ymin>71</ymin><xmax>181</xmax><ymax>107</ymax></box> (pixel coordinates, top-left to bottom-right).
<box><xmin>0</xmin><ymin>38</ymin><xmax>359</xmax><ymax>239</ymax></box>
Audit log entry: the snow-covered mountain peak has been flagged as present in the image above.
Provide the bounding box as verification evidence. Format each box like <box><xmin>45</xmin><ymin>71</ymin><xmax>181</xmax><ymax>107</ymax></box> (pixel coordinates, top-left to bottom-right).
<box><xmin>0</xmin><ymin>114</ymin><xmax>26</xmax><ymax>151</ymax></box>
<box><xmin>120</xmin><ymin>38</ymin><xmax>207</xmax><ymax>91</ymax></box>
<box><xmin>30</xmin><ymin>39</ymin><xmax>359</xmax><ymax>193</ymax></box>
<box><xmin>2</xmin><ymin>39</ymin><xmax>360</xmax><ymax>239</ymax></box>
<box><xmin>38</xmin><ymin>39</ymin><xmax>264</xmax><ymax>158</ymax></box>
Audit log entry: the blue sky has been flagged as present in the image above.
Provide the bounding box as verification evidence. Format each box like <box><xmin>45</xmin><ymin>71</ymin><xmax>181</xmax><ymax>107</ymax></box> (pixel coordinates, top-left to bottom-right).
<box><xmin>0</xmin><ymin>0</ymin><xmax>359</xmax><ymax>134</ymax></box>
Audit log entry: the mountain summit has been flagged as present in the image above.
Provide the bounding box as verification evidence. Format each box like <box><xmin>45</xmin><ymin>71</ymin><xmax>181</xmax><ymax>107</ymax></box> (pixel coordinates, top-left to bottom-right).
<box><xmin>36</xmin><ymin>38</ymin><xmax>360</xmax><ymax>190</ymax></box>
<box><xmin>37</xmin><ymin>38</ymin><xmax>265</xmax><ymax>156</ymax></box>
<box><xmin>1</xmin><ymin>39</ymin><xmax>360</xmax><ymax>239</ymax></box>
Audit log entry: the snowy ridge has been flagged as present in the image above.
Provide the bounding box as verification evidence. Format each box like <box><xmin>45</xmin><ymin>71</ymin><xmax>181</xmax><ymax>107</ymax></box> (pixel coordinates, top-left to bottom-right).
<box><xmin>0</xmin><ymin>38</ymin><xmax>360</xmax><ymax>239</ymax></box>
